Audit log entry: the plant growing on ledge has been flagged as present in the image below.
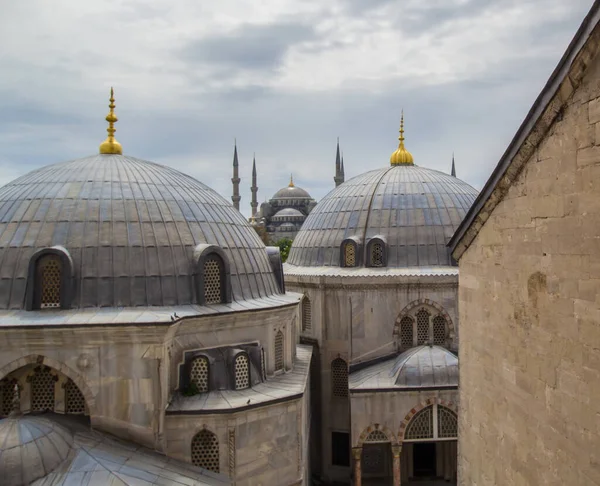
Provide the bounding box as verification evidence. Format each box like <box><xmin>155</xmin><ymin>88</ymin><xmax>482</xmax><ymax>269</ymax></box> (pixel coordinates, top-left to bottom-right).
<box><xmin>276</xmin><ymin>237</ymin><xmax>293</xmax><ymax>262</ymax></box>
<box><xmin>183</xmin><ymin>382</ymin><xmax>200</xmax><ymax>396</ymax></box>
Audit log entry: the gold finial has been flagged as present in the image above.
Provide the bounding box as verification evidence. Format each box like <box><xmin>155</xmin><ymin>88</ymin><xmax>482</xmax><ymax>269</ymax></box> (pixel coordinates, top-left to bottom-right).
<box><xmin>390</xmin><ymin>110</ymin><xmax>414</xmax><ymax>166</ymax></box>
<box><xmin>99</xmin><ymin>87</ymin><xmax>123</xmax><ymax>155</ymax></box>
<box><xmin>289</xmin><ymin>173</ymin><xmax>295</xmax><ymax>187</ymax></box>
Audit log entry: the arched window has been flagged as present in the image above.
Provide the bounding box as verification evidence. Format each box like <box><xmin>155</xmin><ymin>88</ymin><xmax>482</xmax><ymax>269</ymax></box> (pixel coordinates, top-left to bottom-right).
<box><xmin>190</xmin><ymin>356</ymin><xmax>210</xmax><ymax>393</ymax></box>
<box><xmin>203</xmin><ymin>254</ymin><xmax>225</xmax><ymax>305</ymax></box>
<box><xmin>364</xmin><ymin>429</ymin><xmax>390</xmax><ymax>443</ymax></box>
<box><xmin>29</xmin><ymin>366</ymin><xmax>56</xmax><ymax>412</ymax></box>
<box><xmin>331</xmin><ymin>358</ymin><xmax>348</xmax><ymax>398</ymax></box>
<box><xmin>191</xmin><ymin>429</ymin><xmax>220</xmax><ymax>473</ymax></box>
<box><xmin>275</xmin><ymin>330</ymin><xmax>284</xmax><ymax>372</ymax></box>
<box><xmin>404</xmin><ymin>405</ymin><xmax>457</xmax><ymax>441</ymax></box>
<box><xmin>343</xmin><ymin>242</ymin><xmax>356</xmax><ymax>267</ymax></box>
<box><xmin>400</xmin><ymin>316</ymin><xmax>414</xmax><ymax>349</ymax></box>
<box><xmin>302</xmin><ymin>295</ymin><xmax>312</xmax><ymax>331</ymax></box>
<box><xmin>370</xmin><ymin>241</ymin><xmax>384</xmax><ymax>267</ymax></box>
<box><xmin>36</xmin><ymin>254</ymin><xmax>62</xmax><ymax>309</ymax></box>
<box><xmin>64</xmin><ymin>379</ymin><xmax>86</xmax><ymax>414</ymax></box>
<box><xmin>416</xmin><ymin>308</ymin><xmax>430</xmax><ymax>345</ymax></box>
<box><xmin>234</xmin><ymin>353</ymin><xmax>250</xmax><ymax>390</ymax></box>
<box><xmin>433</xmin><ymin>315</ymin><xmax>447</xmax><ymax>345</ymax></box>
<box><xmin>0</xmin><ymin>379</ymin><xmax>17</xmax><ymax>417</ymax></box>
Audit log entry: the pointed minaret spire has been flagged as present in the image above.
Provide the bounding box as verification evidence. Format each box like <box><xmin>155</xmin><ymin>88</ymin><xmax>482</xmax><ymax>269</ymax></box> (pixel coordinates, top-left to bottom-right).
<box><xmin>451</xmin><ymin>152</ymin><xmax>456</xmax><ymax>177</ymax></box>
<box><xmin>251</xmin><ymin>154</ymin><xmax>258</xmax><ymax>218</ymax></box>
<box><xmin>231</xmin><ymin>139</ymin><xmax>241</xmax><ymax>211</ymax></box>
<box><xmin>99</xmin><ymin>87</ymin><xmax>123</xmax><ymax>155</ymax></box>
<box><xmin>334</xmin><ymin>138</ymin><xmax>344</xmax><ymax>187</ymax></box>
<box><xmin>289</xmin><ymin>173</ymin><xmax>295</xmax><ymax>187</ymax></box>
<box><xmin>341</xmin><ymin>151</ymin><xmax>345</xmax><ymax>183</ymax></box>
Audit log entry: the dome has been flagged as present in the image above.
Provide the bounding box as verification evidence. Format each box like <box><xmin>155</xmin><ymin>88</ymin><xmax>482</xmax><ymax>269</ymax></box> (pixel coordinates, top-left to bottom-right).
<box><xmin>287</xmin><ymin>165</ymin><xmax>478</xmax><ymax>268</ymax></box>
<box><xmin>0</xmin><ymin>154</ymin><xmax>280</xmax><ymax>309</ymax></box>
<box><xmin>349</xmin><ymin>345</ymin><xmax>458</xmax><ymax>390</ymax></box>
<box><xmin>272</xmin><ymin>208</ymin><xmax>304</xmax><ymax>220</ymax></box>
<box><xmin>272</xmin><ymin>185</ymin><xmax>312</xmax><ymax>200</ymax></box>
<box><xmin>0</xmin><ymin>415</ymin><xmax>73</xmax><ymax>486</ymax></box>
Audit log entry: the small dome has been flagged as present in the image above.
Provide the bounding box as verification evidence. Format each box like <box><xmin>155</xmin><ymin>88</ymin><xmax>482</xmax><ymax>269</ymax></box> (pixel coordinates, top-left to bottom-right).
<box><xmin>0</xmin><ymin>415</ymin><xmax>73</xmax><ymax>486</ymax></box>
<box><xmin>272</xmin><ymin>185</ymin><xmax>312</xmax><ymax>199</ymax></box>
<box><xmin>287</xmin><ymin>165</ymin><xmax>478</xmax><ymax>268</ymax></box>
<box><xmin>278</xmin><ymin>222</ymin><xmax>296</xmax><ymax>230</ymax></box>
<box><xmin>272</xmin><ymin>208</ymin><xmax>304</xmax><ymax>220</ymax></box>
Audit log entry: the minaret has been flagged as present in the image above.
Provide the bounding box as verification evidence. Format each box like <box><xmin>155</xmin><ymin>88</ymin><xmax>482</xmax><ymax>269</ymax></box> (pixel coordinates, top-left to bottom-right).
<box><xmin>334</xmin><ymin>138</ymin><xmax>344</xmax><ymax>187</ymax></box>
<box><xmin>231</xmin><ymin>140</ymin><xmax>241</xmax><ymax>211</ymax></box>
<box><xmin>251</xmin><ymin>154</ymin><xmax>258</xmax><ymax>218</ymax></box>
<box><xmin>451</xmin><ymin>153</ymin><xmax>456</xmax><ymax>177</ymax></box>
<box><xmin>99</xmin><ymin>87</ymin><xmax>123</xmax><ymax>155</ymax></box>
<box><xmin>341</xmin><ymin>152</ymin><xmax>345</xmax><ymax>183</ymax></box>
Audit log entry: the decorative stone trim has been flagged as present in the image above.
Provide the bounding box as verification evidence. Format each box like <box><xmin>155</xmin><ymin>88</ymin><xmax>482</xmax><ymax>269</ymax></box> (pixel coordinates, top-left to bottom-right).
<box><xmin>356</xmin><ymin>422</ymin><xmax>398</xmax><ymax>447</ymax></box>
<box><xmin>0</xmin><ymin>354</ymin><xmax>96</xmax><ymax>415</ymax></box>
<box><xmin>397</xmin><ymin>397</ymin><xmax>457</xmax><ymax>443</ymax></box>
<box><xmin>393</xmin><ymin>298</ymin><xmax>456</xmax><ymax>340</ymax></box>
<box><xmin>228</xmin><ymin>428</ymin><xmax>236</xmax><ymax>481</ymax></box>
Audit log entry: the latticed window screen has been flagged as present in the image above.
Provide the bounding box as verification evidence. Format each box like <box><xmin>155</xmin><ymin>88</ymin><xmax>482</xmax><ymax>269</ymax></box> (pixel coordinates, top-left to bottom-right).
<box><xmin>331</xmin><ymin>358</ymin><xmax>348</xmax><ymax>398</ymax></box>
<box><xmin>362</xmin><ymin>444</ymin><xmax>385</xmax><ymax>474</ymax></box>
<box><xmin>438</xmin><ymin>406</ymin><xmax>458</xmax><ymax>438</ymax></box>
<box><xmin>344</xmin><ymin>243</ymin><xmax>356</xmax><ymax>267</ymax></box>
<box><xmin>38</xmin><ymin>255</ymin><xmax>62</xmax><ymax>309</ymax></box>
<box><xmin>234</xmin><ymin>354</ymin><xmax>250</xmax><ymax>390</ymax></box>
<box><xmin>416</xmin><ymin>309</ymin><xmax>430</xmax><ymax>345</ymax></box>
<box><xmin>30</xmin><ymin>367</ymin><xmax>56</xmax><ymax>412</ymax></box>
<box><xmin>64</xmin><ymin>379</ymin><xmax>85</xmax><ymax>414</ymax></box>
<box><xmin>190</xmin><ymin>357</ymin><xmax>209</xmax><ymax>392</ymax></box>
<box><xmin>433</xmin><ymin>315</ymin><xmax>447</xmax><ymax>345</ymax></box>
<box><xmin>0</xmin><ymin>380</ymin><xmax>16</xmax><ymax>416</ymax></box>
<box><xmin>405</xmin><ymin>406</ymin><xmax>434</xmax><ymax>440</ymax></box>
<box><xmin>203</xmin><ymin>256</ymin><xmax>223</xmax><ymax>305</ymax></box>
<box><xmin>365</xmin><ymin>429</ymin><xmax>389</xmax><ymax>443</ymax></box>
<box><xmin>370</xmin><ymin>242</ymin><xmax>384</xmax><ymax>267</ymax></box>
<box><xmin>275</xmin><ymin>330</ymin><xmax>284</xmax><ymax>371</ymax></box>
<box><xmin>191</xmin><ymin>430</ymin><xmax>220</xmax><ymax>473</ymax></box>
<box><xmin>302</xmin><ymin>296</ymin><xmax>312</xmax><ymax>331</ymax></box>
<box><xmin>400</xmin><ymin>316</ymin><xmax>414</xmax><ymax>348</ymax></box>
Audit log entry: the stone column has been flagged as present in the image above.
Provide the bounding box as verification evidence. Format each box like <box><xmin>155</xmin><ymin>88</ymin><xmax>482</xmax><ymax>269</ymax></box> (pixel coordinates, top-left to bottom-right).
<box><xmin>352</xmin><ymin>447</ymin><xmax>362</xmax><ymax>486</ymax></box>
<box><xmin>392</xmin><ymin>445</ymin><xmax>402</xmax><ymax>486</ymax></box>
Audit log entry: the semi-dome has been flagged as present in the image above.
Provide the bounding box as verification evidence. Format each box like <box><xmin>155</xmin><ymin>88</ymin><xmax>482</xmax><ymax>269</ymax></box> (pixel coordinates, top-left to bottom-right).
<box><xmin>272</xmin><ymin>208</ymin><xmax>304</xmax><ymax>220</ymax></box>
<box><xmin>0</xmin><ymin>153</ymin><xmax>280</xmax><ymax>309</ymax></box>
<box><xmin>287</xmin><ymin>165</ymin><xmax>478</xmax><ymax>268</ymax></box>
<box><xmin>0</xmin><ymin>415</ymin><xmax>73</xmax><ymax>485</ymax></box>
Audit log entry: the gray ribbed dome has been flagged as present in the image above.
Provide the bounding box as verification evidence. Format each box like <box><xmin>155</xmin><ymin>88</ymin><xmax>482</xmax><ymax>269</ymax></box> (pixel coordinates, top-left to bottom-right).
<box><xmin>272</xmin><ymin>185</ymin><xmax>311</xmax><ymax>199</ymax></box>
<box><xmin>287</xmin><ymin>165</ymin><xmax>478</xmax><ymax>267</ymax></box>
<box><xmin>272</xmin><ymin>208</ymin><xmax>304</xmax><ymax>219</ymax></box>
<box><xmin>0</xmin><ymin>154</ymin><xmax>279</xmax><ymax>309</ymax></box>
<box><xmin>0</xmin><ymin>415</ymin><xmax>73</xmax><ymax>486</ymax></box>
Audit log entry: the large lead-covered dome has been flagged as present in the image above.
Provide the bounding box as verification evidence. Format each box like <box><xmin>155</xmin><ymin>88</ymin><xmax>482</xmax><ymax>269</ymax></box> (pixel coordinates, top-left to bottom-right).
<box><xmin>0</xmin><ymin>154</ymin><xmax>280</xmax><ymax>309</ymax></box>
<box><xmin>287</xmin><ymin>165</ymin><xmax>478</xmax><ymax>268</ymax></box>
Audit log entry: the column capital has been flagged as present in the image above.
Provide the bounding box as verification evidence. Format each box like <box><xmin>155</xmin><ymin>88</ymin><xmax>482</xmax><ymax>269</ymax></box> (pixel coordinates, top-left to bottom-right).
<box><xmin>392</xmin><ymin>445</ymin><xmax>402</xmax><ymax>456</ymax></box>
<box><xmin>352</xmin><ymin>447</ymin><xmax>362</xmax><ymax>460</ymax></box>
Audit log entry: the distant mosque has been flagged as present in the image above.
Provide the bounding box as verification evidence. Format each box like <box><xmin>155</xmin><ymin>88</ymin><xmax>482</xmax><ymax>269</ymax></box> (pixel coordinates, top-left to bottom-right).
<box><xmin>230</xmin><ymin>140</ymin><xmax>347</xmax><ymax>242</ymax></box>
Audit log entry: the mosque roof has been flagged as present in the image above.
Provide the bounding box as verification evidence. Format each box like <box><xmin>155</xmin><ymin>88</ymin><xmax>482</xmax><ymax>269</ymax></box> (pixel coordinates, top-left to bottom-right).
<box><xmin>272</xmin><ymin>175</ymin><xmax>312</xmax><ymax>200</ymax></box>
<box><xmin>0</xmin><ymin>91</ymin><xmax>281</xmax><ymax>310</ymax></box>
<box><xmin>349</xmin><ymin>345</ymin><xmax>458</xmax><ymax>391</ymax></box>
<box><xmin>272</xmin><ymin>208</ymin><xmax>304</xmax><ymax>218</ymax></box>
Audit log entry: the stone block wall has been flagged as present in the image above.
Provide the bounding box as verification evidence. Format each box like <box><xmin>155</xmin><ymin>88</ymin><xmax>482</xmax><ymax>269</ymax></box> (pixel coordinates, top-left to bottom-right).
<box><xmin>457</xmin><ymin>47</ymin><xmax>600</xmax><ymax>485</ymax></box>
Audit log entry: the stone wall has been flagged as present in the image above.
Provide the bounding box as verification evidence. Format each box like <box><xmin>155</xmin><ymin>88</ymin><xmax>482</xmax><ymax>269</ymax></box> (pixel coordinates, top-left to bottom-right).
<box><xmin>457</xmin><ymin>46</ymin><xmax>600</xmax><ymax>485</ymax></box>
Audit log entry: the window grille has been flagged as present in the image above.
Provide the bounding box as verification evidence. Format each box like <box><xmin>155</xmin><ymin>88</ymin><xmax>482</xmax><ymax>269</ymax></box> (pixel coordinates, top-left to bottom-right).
<box><xmin>260</xmin><ymin>348</ymin><xmax>266</xmax><ymax>380</ymax></box>
<box><xmin>365</xmin><ymin>429</ymin><xmax>389</xmax><ymax>443</ymax></box>
<box><xmin>370</xmin><ymin>242</ymin><xmax>384</xmax><ymax>267</ymax></box>
<box><xmin>203</xmin><ymin>256</ymin><xmax>223</xmax><ymax>305</ymax></box>
<box><xmin>331</xmin><ymin>358</ymin><xmax>348</xmax><ymax>398</ymax></box>
<box><xmin>344</xmin><ymin>243</ymin><xmax>356</xmax><ymax>267</ymax></box>
<box><xmin>0</xmin><ymin>380</ymin><xmax>16</xmax><ymax>416</ymax></box>
<box><xmin>30</xmin><ymin>367</ymin><xmax>56</xmax><ymax>412</ymax></box>
<box><xmin>234</xmin><ymin>354</ymin><xmax>250</xmax><ymax>390</ymax></box>
<box><xmin>190</xmin><ymin>356</ymin><xmax>209</xmax><ymax>392</ymax></box>
<box><xmin>416</xmin><ymin>309</ymin><xmax>430</xmax><ymax>345</ymax></box>
<box><xmin>302</xmin><ymin>296</ymin><xmax>312</xmax><ymax>331</ymax></box>
<box><xmin>400</xmin><ymin>316</ymin><xmax>414</xmax><ymax>348</ymax></box>
<box><xmin>64</xmin><ymin>379</ymin><xmax>85</xmax><ymax>414</ymax></box>
<box><xmin>362</xmin><ymin>444</ymin><xmax>385</xmax><ymax>474</ymax></box>
<box><xmin>433</xmin><ymin>315</ymin><xmax>447</xmax><ymax>345</ymax></box>
<box><xmin>438</xmin><ymin>406</ymin><xmax>458</xmax><ymax>438</ymax></box>
<box><xmin>191</xmin><ymin>429</ymin><xmax>220</xmax><ymax>473</ymax></box>
<box><xmin>38</xmin><ymin>255</ymin><xmax>62</xmax><ymax>309</ymax></box>
<box><xmin>405</xmin><ymin>406</ymin><xmax>434</xmax><ymax>440</ymax></box>
<box><xmin>275</xmin><ymin>330</ymin><xmax>284</xmax><ymax>371</ymax></box>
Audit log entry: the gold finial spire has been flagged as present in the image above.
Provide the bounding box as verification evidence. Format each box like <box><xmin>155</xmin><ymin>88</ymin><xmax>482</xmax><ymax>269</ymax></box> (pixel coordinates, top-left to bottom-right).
<box><xmin>390</xmin><ymin>110</ymin><xmax>414</xmax><ymax>166</ymax></box>
<box><xmin>99</xmin><ymin>87</ymin><xmax>123</xmax><ymax>155</ymax></box>
<box><xmin>289</xmin><ymin>173</ymin><xmax>295</xmax><ymax>187</ymax></box>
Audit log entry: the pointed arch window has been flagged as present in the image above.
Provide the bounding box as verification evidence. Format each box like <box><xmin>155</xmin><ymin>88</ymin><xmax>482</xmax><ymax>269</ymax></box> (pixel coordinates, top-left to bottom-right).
<box><xmin>190</xmin><ymin>356</ymin><xmax>210</xmax><ymax>393</ymax></box>
<box><xmin>433</xmin><ymin>315</ymin><xmax>447</xmax><ymax>346</ymax></box>
<box><xmin>191</xmin><ymin>429</ymin><xmax>220</xmax><ymax>473</ymax></box>
<box><xmin>404</xmin><ymin>404</ymin><xmax>457</xmax><ymax>441</ymax></box>
<box><xmin>396</xmin><ymin>305</ymin><xmax>450</xmax><ymax>350</ymax></box>
<box><xmin>400</xmin><ymin>316</ymin><xmax>414</xmax><ymax>349</ymax></box>
<box><xmin>275</xmin><ymin>330</ymin><xmax>284</xmax><ymax>372</ymax></box>
<box><xmin>302</xmin><ymin>295</ymin><xmax>312</xmax><ymax>332</ymax></box>
<box><xmin>64</xmin><ymin>379</ymin><xmax>86</xmax><ymax>414</ymax></box>
<box><xmin>234</xmin><ymin>353</ymin><xmax>250</xmax><ymax>390</ymax></box>
<box><xmin>194</xmin><ymin>245</ymin><xmax>232</xmax><ymax>306</ymax></box>
<box><xmin>416</xmin><ymin>308</ymin><xmax>430</xmax><ymax>345</ymax></box>
<box><xmin>331</xmin><ymin>358</ymin><xmax>348</xmax><ymax>398</ymax></box>
<box><xmin>29</xmin><ymin>366</ymin><xmax>57</xmax><ymax>412</ymax></box>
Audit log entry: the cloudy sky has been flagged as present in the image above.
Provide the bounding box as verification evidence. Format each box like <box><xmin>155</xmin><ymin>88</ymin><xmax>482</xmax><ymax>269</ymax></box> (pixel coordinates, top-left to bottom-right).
<box><xmin>0</xmin><ymin>0</ymin><xmax>595</xmax><ymax>217</ymax></box>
